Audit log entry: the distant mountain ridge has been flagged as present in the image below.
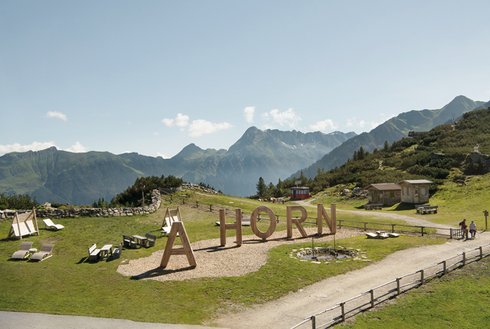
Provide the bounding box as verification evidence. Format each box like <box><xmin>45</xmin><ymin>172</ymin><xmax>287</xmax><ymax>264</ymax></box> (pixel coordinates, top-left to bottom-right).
<box><xmin>294</xmin><ymin>95</ymin><xmax>486</xmax><ymax>178</ymax></box>
<box><xmin>0</xmin><ymin>128</ymin><xmax>355</xmax><ymax>204</ymax></box>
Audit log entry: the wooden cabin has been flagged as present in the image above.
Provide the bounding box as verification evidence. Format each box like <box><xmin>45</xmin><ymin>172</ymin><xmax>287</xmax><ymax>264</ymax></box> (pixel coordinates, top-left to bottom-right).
<box><xmin>399</xmin><ymin>179</ymin><xmax>433</xmax><ymax>204</ymax></box>
<box><xmin>366</xmin><ymin>183</ymin><xmax>401</xmax><ymax>206</ymax></box>
<box><xmin>290</xmin><ymin>186</ymin><xmax>311</xmax><ymax>200</ymax></box>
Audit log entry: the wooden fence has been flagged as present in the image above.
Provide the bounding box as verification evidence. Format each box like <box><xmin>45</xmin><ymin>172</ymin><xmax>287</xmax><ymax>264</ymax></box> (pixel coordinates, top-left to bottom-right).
<box><xmin>290</xmin><ymin>244</ymin><xmax>490</xmax><ymax>329</ymax></box>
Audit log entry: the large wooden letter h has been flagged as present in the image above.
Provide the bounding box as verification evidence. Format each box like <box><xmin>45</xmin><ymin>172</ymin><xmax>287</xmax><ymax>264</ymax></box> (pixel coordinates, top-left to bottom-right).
<box><xmin>160</xmin><ymin>221</ymin><xmax>196</xmax><ymax>268</ymax></box>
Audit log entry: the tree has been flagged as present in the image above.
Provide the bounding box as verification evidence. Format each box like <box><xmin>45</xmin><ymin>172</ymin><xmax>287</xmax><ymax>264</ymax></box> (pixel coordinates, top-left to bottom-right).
<box><xmin>256</xmin><ymin>177</ymin><xmax>267</xmax><ymax>199</ymax></box>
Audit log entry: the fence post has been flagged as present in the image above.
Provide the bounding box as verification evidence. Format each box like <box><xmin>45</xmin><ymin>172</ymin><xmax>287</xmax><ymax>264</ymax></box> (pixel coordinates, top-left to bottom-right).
<box><xmin>396</xmin><ymin>278</ymin><xmax>401</xmax><ymax>295</ymax></box>
<box><xmin>450</xmin><ymin>228</ymin><xmax>453</xmax><ymax>239</ymax></box>
<box><xmin>363</xmin><ymin>222</ymin><xmax>367</xmax><ymax>231</ymax></box>
<box><xmin>338</xmin><ymin>219</ymin><xmax>342</xmax><ymax>229</ymax></box>
<box><xmin>462</xmin><ymin>252</ymin><xmax>466</xmax><ymax>266</ymax></box>
<box><xmin>391</xmin><ymin>224</ymin><xmax>395</xmax><ymax>233</ymax></box>
<box><xmin>196</xmin><ymin>201</ymin><xmax>199</xmax><ymax>208</ymax></box>
<box><xmin>209</xmin><ymin>204</ymin><xmax>213</xmax><ymax>212</ymax></box>
<box><xmin>419</xmin><ymin>269</ymin><xmax>424</xmax><ymax>285</ymax></box>
<box><xmin>479</xmin><ymin>246</ymin><xmax>483</xmax><ymax>259</ymax></box>
<box><xmin>340</xmin><ymin>302</ymin><xmax>346</xmax><ymax>322</ymax></box>
<box><xmin>442</xmin><ymin>260</ymin><xmax>447</xmax><ymax>275</ymax></box>
<box><xmin>310</xmin><ymin>315</ymin><xmax>316</xmax><ymax>329</ymax></box>
<box><xmin>370</xmin><ymin>289</ymin><xmax>374</xmax><ymax>308</ymax></box>
<box><xmin>420</xmin><ymin>226</ymin><xmax>425</xmax><ymax>236</ymax></box>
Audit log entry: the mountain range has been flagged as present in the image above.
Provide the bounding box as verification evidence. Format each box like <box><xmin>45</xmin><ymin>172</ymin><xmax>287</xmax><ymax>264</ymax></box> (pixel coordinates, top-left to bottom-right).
<box><xmin>0</xmin><ymin>95</ymin><xmax>487</xmax><ymax>205</ymax></box>
<box><xmin>294</xmin><ymin>95</ymin><xmax>487</xmax><ymax>178</ymax></box>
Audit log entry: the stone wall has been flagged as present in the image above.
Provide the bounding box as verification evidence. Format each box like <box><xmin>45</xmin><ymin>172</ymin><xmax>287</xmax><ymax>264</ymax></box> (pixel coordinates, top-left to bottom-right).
<box><xmin>1</xmin><ymin>189</ymin><xmax>161</xmax><ymax>220</ymax></box>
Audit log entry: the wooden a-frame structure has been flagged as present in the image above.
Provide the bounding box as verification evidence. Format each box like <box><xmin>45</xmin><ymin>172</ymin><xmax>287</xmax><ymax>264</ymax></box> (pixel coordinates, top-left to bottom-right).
<box><xmin>8</xmin><ymin>208</ymin><xmax>39</xmax><ymax>239</ymax></box>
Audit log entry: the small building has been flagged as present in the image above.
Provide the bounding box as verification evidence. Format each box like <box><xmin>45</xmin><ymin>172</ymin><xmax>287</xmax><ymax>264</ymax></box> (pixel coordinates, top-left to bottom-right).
<box><xmin>399</xmin><ymin>179</ymin><xmax>433</xmax><ymax>204</ymax></box>
<box><xmin>366</xmin><ymin>183</ymin><xmax>401</xmax><ymax>206</ymax></box>
<box><xmin>290</xmin><ymin>186</ymin><xmax>311</xmax><ymax>200</ymax></box>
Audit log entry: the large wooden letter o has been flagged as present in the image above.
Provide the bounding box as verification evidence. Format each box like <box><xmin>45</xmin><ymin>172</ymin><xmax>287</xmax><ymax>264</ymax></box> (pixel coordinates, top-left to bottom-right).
<box><xmin>250</xmin><ymin>206</ymin><xmax>277</xmax><ymax>241</ymax></box>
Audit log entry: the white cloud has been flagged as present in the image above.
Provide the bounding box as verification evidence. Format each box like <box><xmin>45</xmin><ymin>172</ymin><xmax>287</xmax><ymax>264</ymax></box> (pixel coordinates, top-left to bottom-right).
<box><xmin>66</xmin><ymin>141</ymin><xmax>87</xmax><ymax>153</ymax></box>
<box><xmin>244</xmin><ymin>106</ymin><xmax>255</xmax><ymax>123</ymax></box>
<box><xmin>46</xmin><ymin>111</ymin><xmax>67</xmax><ymax>122</ymax></box>
<box><xmin>162</xmin><ymin>113</ymin><xmax>189</xmax><ymax>128</ymax></box>
<box><xmin>309</xmin><ymin>119</ymin><xmax>337</xmax><ymax>132</ymax></box>
<box><xmin>188</xmin><ymin>119</ymin><xmax>232</xmax><ymax>137</ymax></box>
<box><xmin>262</xmin><ymin>108</ymin><xmax>301</xmax><ymax>128</ymax></box>
<box><xmin>0</xmin><ymin>141</ymin><xmax>56</xmax><ymax>155</ymax></box>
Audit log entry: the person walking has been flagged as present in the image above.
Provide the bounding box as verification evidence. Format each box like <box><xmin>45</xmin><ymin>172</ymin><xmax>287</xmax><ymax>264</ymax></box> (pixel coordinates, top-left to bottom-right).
<box><xmin>459</xmin><ymin>219</ymin><xmax>468</xmax><ymax>240</ymax></box>
<box><xmin>469</xmin><ymin>220</ymin><xmax>477</xmax><ymax>239</ymax></box>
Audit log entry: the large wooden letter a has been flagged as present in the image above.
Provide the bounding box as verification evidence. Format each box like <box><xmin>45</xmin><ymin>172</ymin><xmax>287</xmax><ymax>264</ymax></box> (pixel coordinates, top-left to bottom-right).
<box><xmin>160</xmin><ymin>221</ymin><xmax>197</xmax><ymax>269</ymax></box>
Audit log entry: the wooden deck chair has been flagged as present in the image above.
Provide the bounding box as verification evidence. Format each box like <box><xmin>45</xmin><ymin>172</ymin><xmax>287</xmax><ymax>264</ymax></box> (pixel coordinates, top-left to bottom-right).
<box><xmin>8</xmin><ymin>209</ymin><xmax>39</xmax><ymax>240</ymax></box>
<box><xmin>30</xmin><ymin>243</ymin><xmax>54</xmax><ymax>262</ymax></box>
<box><xmin>161</xmin><ymin>207</ymin><xmax>182</xmax><ymax>235</ymax></box>
<box><xmin>11</xmin><ymin>241</ymin><xmax>34</xmax><ymax>260</ymax></box>
<box><xmin>43</xmin><ymin>218</ymin><xmax>64</xmax><ymax>231</ymax></box>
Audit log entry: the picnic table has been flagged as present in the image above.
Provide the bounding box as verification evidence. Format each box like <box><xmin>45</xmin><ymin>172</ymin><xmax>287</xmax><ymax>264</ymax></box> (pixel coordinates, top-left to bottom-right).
<box><xmin>99</xmin><ymin>244</ymin><xmax>113</xmax><ymax>258</ymax></box>
<box><xmin>416</xmin><ymin>204</ymin><xmax>438</xmax><ymax>214</ymax></box>
<box><xmin>132</xmin><ymin>235</ymin><xmax>148</xmax><ymax>247</ymax></box>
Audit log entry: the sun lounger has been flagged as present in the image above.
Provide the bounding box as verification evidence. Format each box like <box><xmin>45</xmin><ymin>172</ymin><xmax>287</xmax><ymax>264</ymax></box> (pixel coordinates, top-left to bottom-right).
<box><xmin>30</xmin><ymin>244</ymin><xmax>54</xmax><ymax>262</ymax></box>
<box><xmin>11</xmin><ymin>241</ymin><xmax>34</xmax><ymax>260</ymax></box>
<box><xmin>388</xmin><ymin>232</ymin><xmax>400</xmax><ymax>238</ymax></box>
<box><xmin>43</xmin><ymin>218</ymin><xmax>64</xmax><ymax>231</ymax></box>
<box><xmin>365</xmin><ymin>232</ymin><xmax>378</xmax><ymax>239</ymax></box>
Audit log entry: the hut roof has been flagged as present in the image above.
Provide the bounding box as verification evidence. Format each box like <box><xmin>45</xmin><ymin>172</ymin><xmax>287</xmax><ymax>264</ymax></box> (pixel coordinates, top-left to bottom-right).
<box><xmin>367</xmin><ymin>183</ymin><xmax>401</xmax><ymax>191</ymax></box>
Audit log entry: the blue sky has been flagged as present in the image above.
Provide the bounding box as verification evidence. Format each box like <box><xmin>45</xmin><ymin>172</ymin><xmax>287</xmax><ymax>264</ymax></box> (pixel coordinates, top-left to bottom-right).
<box><xmin>1</xmin><ymin>1</ymin><xmax>490</xmax><ymax>158</ymax></box>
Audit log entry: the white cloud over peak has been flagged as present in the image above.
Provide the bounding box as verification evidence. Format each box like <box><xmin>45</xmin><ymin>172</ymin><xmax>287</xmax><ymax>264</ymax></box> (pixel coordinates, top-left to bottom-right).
<box><xmin>189</xmin><ymin>120</ymin><xmax>232</xmax><ymax>137</ymax></box>
<box><xmin>244</xmin><ymin>106</ymin><xmax>255</xmax><ymax>123</ymax></box>
<box><xmin>46</xmin><ymin>111</ymin><xmax>67</xmax><ymax>122</ymax></box>
<box><xmin>66</xmin><ymin>141</ymin><xmax>87</xmax><ymax>153</ymax></box>
<box><xmin>310</xmin><ymin>119</ymin><xmax>337</xmax><ymax>132</ymax></box>
<box><xmin>0</xmin><ymin>141</ymin><xmax>56</xmax><ymax>155</ymax></box>
<box><xmin>262</xmin><ymin>108</ymin><xmax>301</xmax><ymax>128</ymax></box>
<box><xmin>162</xmin><ymin>113</ymin><xmax>190</xmax><ymax>128</ymax></box>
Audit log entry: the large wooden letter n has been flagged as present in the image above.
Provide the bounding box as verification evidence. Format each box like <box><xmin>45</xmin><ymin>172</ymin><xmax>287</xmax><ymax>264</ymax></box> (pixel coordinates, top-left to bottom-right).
<box><xmin>317</xmin><ymin>204</ymin><xmax>337</xmax><ymax>235</ymax></box>
<box><xmin>160</xmin><ymin>221</ymin><xmax>196</xmax><ymax>269</ymax></box>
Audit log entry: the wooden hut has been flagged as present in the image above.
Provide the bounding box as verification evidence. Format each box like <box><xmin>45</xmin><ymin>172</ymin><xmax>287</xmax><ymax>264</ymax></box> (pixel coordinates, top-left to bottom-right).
<box><xmin>290</xmin><ymin>186</ymin><xmax>311</xmax><ymax>200</ymax></box>
<box><xmin>399</xmin><ymin>179</ymin><xmax>433</xmax><ymax>204</ymax></box>
<box><xmin>366</xmin><ymin>183</ymin><xmax>401</xmax><ymax>206</ymax></box>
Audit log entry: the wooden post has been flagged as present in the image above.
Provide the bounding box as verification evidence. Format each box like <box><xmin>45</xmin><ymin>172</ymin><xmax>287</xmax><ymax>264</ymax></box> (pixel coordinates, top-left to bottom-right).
<box><xmin>363</xmin><ymin>222</ymin><xmax>367</xmax><ymax>231</ymax></box>
<box><xmin>369</xmin><ymin>289</ymin><xmax>374</xmax><ymax>308</ymax></box>
<box><xmin>310</xmin><ymin>315</ymin><xmax>316</xmax><ymax>329</ymax></box>
<box><xmin>338</xmin><ymin>219</ymin><xmax>342</xmax><ymax>229</ymax></box>
<box><xmin>462</xmin><ymin>252</ymin><xmax>466</xmax><ymax>266</ymax></box>
<box><xmin>396</xmin><ymin>278</ymin><xmax>401</xmax><ymax>295</ymax></box>
<box><xmin>209</xmin><ymin>204</ymin><xmax>213</xmax><ymax>212</ymax></box>
<box><xmin>196</xmin><ymin>201</ymin><xmax>199</xmax><ymax>208</ymax></box>
<box><xmin>450</xmin><ymin>228</ymin><xmax>453</xmax><ymax>239</ymax></box>
<box><xmin>391</xmin><ymin>224</ymin><xmax>395</xmax><ymax>233</ymax></box>
<box><xmin>484</xmin><ymin>210</ymin><xmax>488</xmax><ymax>231</ymax></box>
<box><xmin>419</xmin><ymin>269</ymin><xmax>424</xmax><ymax>285</ymax></box>
<box><xmin>442</xmin><ymin>260</ymin><xmax>447</xmax><ymax>274</ymax></box>
<box><xmin>420</xmin><ymin>226</ymin><xmax>425</xmax><ymax>236</ymax></box>
<box><xmin>340</xmin><ymin>302</ymin><xmax>345</xmax><ymax>322</ymax></box>
<box><xmin>479</xmin><ymin>246</ymin><xmax>483</xmax><ymax>259</ymax></box>
<box><xmin>160</xmin><ymin>221</ymin><xmax>196</xmax><ymax>269</ymax></box>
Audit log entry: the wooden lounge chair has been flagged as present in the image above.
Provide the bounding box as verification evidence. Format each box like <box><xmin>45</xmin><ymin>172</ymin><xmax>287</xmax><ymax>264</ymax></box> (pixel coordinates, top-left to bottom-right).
<box><xmin>30</xmin><ymin>243</ymin><xmax>54</xmax><ymax>262</ymax></box>
<box><xmin>365</xmin><ymin>232</ymin><xmax>378</xmax><ymax>239</ymax></box>
<box><xmin>87</xmin><ymin>243</ymin><xmax>100</xmax><ymax>262</ymax></box>
<box><xmin>144</xmin><ymin>233</ymin><xmax>156</xmax><ymax>248</ymax></box>
<box><xmin>11</xmin><ymin>241</ymin><xmax>34</xmax><ymax>260</ymax></box>
<box><xmin>43</xmin><ymin>218</ymin><xmax>64</xmax><ymax>231</ymax></box>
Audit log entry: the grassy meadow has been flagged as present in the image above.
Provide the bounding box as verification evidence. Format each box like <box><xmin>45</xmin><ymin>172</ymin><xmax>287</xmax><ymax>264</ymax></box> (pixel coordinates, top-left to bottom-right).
<box><xmin>0</xmin><ymin>191</ymin><xmax>446</xmax><ymax>325</ymax></box>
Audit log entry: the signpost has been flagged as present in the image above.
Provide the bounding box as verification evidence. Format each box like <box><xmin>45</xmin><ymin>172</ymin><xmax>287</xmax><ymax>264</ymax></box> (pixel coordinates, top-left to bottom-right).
<box><xmin>484</xmin><ymin>210</ymin><xmax>488</xmax><ymax>231</ymax></box>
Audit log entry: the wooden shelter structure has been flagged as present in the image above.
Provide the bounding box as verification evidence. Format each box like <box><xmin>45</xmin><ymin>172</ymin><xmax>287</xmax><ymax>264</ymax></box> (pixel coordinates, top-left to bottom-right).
<box><xmin>366</xmin><ymin>183</ymin><xmax>401</xmax><ymax>206</ymax></box>
<box><xmin>8</xmin><ymin>209</ymin><xmax>39</xmax><ymax>239</ymax></box>
<box><xmin>399</xmin><ymin>179</ymin><xmax>433</xmax><ymax>204</ymax></box>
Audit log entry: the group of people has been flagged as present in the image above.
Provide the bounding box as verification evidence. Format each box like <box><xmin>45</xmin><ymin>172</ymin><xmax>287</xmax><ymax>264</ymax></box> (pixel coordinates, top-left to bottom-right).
<box><xmin>459</xmin><ymin>218</ymin><xmax>477</xmax><ymax>240</ymax></box>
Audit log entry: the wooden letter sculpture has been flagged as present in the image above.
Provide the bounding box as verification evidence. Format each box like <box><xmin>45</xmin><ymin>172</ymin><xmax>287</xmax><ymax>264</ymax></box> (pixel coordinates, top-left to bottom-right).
<box><xmin>160</xmin><ymin>221</ymin><xmax>196</xmax><ymax>269</ymax></box>
<box><xmin>250</xmin><ymin>206</ymin><xmax>276</xmax><ymax>241</ymax></box>
<box><xmin>317</xmin><ymin>203</ymin><xmax>336</xmax><ymax>235</ymax></box>
<box><xmin>286</xmin><ymin>206</ymin><xmax>308</xmax><ymax>239</ymax></box>
<box><xmin>219</xmin><ymin>209</ymin><xmax>242</xmax><ymax>247</ymax></box>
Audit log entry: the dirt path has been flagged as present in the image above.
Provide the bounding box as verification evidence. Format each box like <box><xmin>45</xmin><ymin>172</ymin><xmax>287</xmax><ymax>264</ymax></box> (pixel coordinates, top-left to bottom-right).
<box><xmin>212</xmin><ymin>232</ymin><xmax>490</xmax><ymax>329</ymax></box>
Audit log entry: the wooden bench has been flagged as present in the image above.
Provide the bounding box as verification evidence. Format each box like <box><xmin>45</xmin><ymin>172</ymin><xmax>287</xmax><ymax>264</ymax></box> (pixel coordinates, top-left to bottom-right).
<box><xmin>87</xmin><ymin>243</ymin><xmax>100</xmax><ymax>262</ymax></box>
<box><xmin>416</xmin><ymin>205</ymin><xmax>438</xmax><ymax>214</ymax></box>
<box><xmin>364</xmin><ymin>203</ymin><xmax>383</xmax><ymax>210</ymax></box>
